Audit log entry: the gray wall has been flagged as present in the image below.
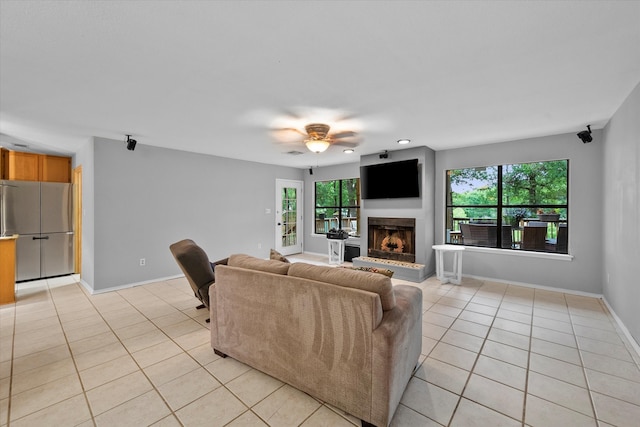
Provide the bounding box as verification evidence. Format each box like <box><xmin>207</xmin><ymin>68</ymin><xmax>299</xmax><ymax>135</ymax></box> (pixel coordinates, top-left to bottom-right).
<box><xmin>361</xmin><ymin>146</ymin><xmax>436</xmax><ymax>272</ymax></box>
<box><xmin>302</xmin><ymin>146</ymin><xmax>437</xmax><ymax>274</ymax></box>
<box><xmin>603</xmin><ymin>81</ymin><xmax>640</xmax><ymax>344</ymax></box>
<box><xmin>435</xmin><ymin>131</ymin><xmax>604</xmax><ymax>294</ymax></box>
<box><xmin>303</xmin><ymin>162</ymin><xmax>361</xmax><ymax>255</ymax></box>
<box><xmin>81</xmin><ymin>137</ymin><xmax>301</xmax><ymax>291</ymax></box>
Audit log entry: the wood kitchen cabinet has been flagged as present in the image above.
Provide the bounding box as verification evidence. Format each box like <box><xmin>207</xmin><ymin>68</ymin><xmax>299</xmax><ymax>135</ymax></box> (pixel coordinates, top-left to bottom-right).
<box><xmin>2</xmin><ymin>150</ymin><xmax>40</xmax><ymax>181</ymax></box>
<box><xmin>40</xmin><ymin>154</ymin><xmax>72</xmax><ymax>182</ymax></box>
<box><xmin>1</xmin><ymin>149</ymin><xmax>71</xmax><ymax>182</ymax></box>
<box><xmin>0</xmin><ymin>235</ymin><xmax>17</xmax><ymax>305</ymax></box>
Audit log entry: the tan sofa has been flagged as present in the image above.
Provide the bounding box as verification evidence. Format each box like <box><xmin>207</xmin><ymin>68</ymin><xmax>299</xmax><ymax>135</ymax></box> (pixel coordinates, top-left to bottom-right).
<box><xmin>210</xmin><ymin>254</ymin><xmax>423</xmax><ymax>427</ymax></box>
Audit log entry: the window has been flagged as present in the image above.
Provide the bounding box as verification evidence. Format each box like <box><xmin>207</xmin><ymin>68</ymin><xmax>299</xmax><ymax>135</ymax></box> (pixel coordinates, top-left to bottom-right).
<box><xmin>314</xmin><ymin>178</ymin><xmax>360</xmax><ymax>236</ymax></box>
<box><xmin>446</xmin><ymin>160</ymin><xmax>568</xmax><ymax>253</ymax></box>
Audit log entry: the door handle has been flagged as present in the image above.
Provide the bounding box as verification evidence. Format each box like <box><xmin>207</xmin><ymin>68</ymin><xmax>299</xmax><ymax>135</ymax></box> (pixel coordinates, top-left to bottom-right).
<box><xmin>32</xmin><ymin>236</ymin><xmax>50</xmax><ymax>240</ymax></box>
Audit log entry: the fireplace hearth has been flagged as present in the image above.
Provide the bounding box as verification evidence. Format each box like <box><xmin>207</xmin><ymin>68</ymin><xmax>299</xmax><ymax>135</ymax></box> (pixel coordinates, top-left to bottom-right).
<box><xmin>368</xmin><ymin>217</ymin><xmax>416</xmax><ymax>263</ymax></box>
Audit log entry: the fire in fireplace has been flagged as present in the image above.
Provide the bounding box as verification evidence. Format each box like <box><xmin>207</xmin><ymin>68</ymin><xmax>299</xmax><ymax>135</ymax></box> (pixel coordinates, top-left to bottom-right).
<box><xmin>368</xmin><ymin>217</ymin><xmax>416</xmax><ymax>263</ymax></box>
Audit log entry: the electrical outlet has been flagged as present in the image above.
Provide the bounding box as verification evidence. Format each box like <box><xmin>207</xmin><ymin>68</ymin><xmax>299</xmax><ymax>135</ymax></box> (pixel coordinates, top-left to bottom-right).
<box><xmin>139</xmin><ymin>258</ymin><xmax>146</xmax><ymax>266</ymax></box>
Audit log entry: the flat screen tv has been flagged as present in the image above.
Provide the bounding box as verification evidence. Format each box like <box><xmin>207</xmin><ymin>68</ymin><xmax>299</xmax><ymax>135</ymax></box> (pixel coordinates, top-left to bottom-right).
<box><xmin>360</xmin><ymin>158</ymin><xmax>420</xmax><ymax>199</ymax></box>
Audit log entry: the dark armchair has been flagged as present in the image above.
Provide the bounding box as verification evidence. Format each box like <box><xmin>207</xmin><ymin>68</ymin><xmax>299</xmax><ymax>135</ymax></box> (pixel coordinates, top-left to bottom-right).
<box><xmin>169</xmin><ymin>239</ymin><xmax>227</xmax><ymax>322</ymax></box>
<box><xmin>460</xmin><ymin>223</ymin><xmax>512</xmax><ymax>248</ymax></box>
<box><xmin>521</xmin><ymin>225</ymin><xmax>547</xmax><ymax>251</ymax></box>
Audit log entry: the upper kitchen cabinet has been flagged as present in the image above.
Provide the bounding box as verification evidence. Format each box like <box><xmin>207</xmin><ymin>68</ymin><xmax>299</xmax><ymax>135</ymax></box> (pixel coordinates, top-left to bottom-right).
<box><xmin>1</xmin><ymin>150</ymin><xmax>40</xmax><ymax>181</ymax></box>
<box><xmin>39</xmin><ymin>155</ymin><xmax>72</xmax><ymax>182</ymax></box>
<box><xmin>1</xmin><ymin>149</ymin><xmax>71</xmax><ymax>183</ymax></box>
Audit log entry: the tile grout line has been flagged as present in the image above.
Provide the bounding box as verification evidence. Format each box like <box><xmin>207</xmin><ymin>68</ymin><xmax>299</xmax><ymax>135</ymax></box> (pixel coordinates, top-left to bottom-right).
<box><xmin>530</xmin><ymin>291</ymin><xmax>604</xmax><ymax>424</ymax></box>
<box><xmin>530</xmin><ymin>295</ymin><xmax>640</xmax><ymax>418</ymax></box>
<box><xmin>435</xmin><ymin>281</ymin><xmax>521</xmax><ymax>426</ymax></box>
<box><xmin>6</xmin><ymin>269</ymin><xmax>640</xmax><ymax>427</ymax></box>
<box><xmin>521</xmin><ymin>288</ymin><xmax>539</xmax><ymax>427</ymax></box>
<box><xmin>421</xmin><ymin>281</ymin><xmax>535</xmax><ymax>425</ymax></box>
<box><xmin>6</xmin><ymin>280</ymin><xmax>90</xmax><ymax>426</ymax></box>
<box><xmin>4</xmin><ymin>295</ymin><xmax>16</xmax><ymax>427</ymax></box>
<box><xmin>48</xmin><ymin>281</ymin><xmax>98</xmax><ymax>427</ymax></box>
<box><xmin>411</xmin><ymin>282</ymin><xmax>463</xmax><ymax>425</ymax></box>
<box><xmin>498</xmin><ymin>285</ymin><xmax>532</xmax><ymax>427</ymax></box>
<box><xmin>568</xmin><ymin>297</ymin><xmax>602</xmax><ymax>426</ymax></box>
<box><xmin>86</xmin><ymin>281</ymin><xmax>205</xmax><ymax>425</ymax></box>
<box><xmin>443</xmin><ymin>284</ymin><xmax>493</xmax><ymax>427</ymax></box>
<box><xmin>34</xmin><ymin>280</ymin><xmax>194</xmax><ymax>425</ymax></box>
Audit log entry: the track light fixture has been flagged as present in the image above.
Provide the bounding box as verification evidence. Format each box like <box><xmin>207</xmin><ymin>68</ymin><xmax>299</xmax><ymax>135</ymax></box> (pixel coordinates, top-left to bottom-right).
<box><xmin>577</xmin><ymin>125</ymin><xmax>592</xmax><ymax>143</ymax></box>
<box><xmin>379</xmin><ymin>150</ymin><xmax>389</xmax><ymax>159</ymax></box>
<box><xmin>125</xmin><ymin>135</ymin><xmax>137</xmax><ymax>151</ymax></box>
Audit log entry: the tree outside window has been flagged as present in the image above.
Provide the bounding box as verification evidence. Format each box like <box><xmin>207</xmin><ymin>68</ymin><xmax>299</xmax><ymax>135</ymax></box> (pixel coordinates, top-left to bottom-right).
<box><xmin>315</xmin><ymin>178</ymin><xmax>360</xmax><ymax>236</ymax></box>
<box><xmin>446</xmin><ymin>160</ymin><xmax>568</xmax><ymax>253</ymax></box>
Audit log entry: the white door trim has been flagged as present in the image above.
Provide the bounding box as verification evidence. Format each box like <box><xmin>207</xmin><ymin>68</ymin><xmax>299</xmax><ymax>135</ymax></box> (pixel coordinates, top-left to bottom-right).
<box><xmin>275</xmin><ymin>179</ymin><xmax>304</xmax><ymax>255</ymax></box>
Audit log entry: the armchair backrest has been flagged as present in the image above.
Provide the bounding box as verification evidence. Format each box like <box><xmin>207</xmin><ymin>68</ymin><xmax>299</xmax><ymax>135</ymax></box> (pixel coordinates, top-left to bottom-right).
<box><xmin>522</xmin><ymin>226</ymin><xmax>547</xmax><ymax>251</ymax></box>
<box><xmin>460</xmin><ymin>223</ymin><xmax>512</xmax><ymax>248</ymax></box>
<box><xmin>557</xmin><ymin>224</ymin><xmax>568</xmax><ymax>253</ymax></box>
<box><xmin>169</xmin><ymin>239</ymin><xmax>215</xmax><ymax>307</ymax></box>
<box><xmin>527</xmin><ymin>221</ymin><xmax>548</xmax><ymax>227</ymax></box>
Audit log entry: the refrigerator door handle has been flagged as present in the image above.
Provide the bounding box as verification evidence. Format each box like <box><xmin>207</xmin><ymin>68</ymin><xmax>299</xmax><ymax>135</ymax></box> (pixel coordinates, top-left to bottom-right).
<box><xmin>32</xmin><ymin>236</ymin><xmax>50</xmax><ymax>240</ymax></box>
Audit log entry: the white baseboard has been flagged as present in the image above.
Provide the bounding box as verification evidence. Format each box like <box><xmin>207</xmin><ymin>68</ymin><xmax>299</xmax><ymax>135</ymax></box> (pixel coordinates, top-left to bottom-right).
<box><xmin>463</xmin><ymin>273</ymin><xmax>603</xmax><ymax>298</ymax></box>
<box><xmin>464</xmin><ymin>273</ymin><xmax>640</xmax><ymax>361</ymax></box>
<box><xmin>602</xmin><ymin>297</ymin><xmax>640</xmax><ymax>366</ymax></box>
<box><xmin>80</xmin><ymin>274</ymin><xmax>184</xmax><ymax>295</ymax></box>
<box><xmin>302</xmin><ymin>250</ymin><xmax>328</xmax><ymax>258</ymax></box>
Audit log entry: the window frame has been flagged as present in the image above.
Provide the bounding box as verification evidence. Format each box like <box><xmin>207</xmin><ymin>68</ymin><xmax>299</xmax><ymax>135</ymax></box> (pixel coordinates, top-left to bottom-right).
<box><xmin>313</xmin><ymin>178</ymin><xmax>360</xmax><ymax>237</ymax></box>
<box><xmin>446</xmin><ymin>159</ymin><xmax>569</xmax><ymax>253</ymax></box>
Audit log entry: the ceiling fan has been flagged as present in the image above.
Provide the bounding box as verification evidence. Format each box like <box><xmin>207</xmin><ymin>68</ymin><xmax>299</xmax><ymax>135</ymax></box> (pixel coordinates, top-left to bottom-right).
<box><xmin>272</xmin><ymin>122</ymin><xmax>360</xmax><ymax>153</ymax></box>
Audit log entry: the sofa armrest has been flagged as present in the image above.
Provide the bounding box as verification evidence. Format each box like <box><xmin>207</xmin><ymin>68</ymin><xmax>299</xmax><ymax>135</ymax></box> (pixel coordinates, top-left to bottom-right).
<box><xmin>209</xmin><ymin>283</ymin><xmax>219</xmax><ymax>349</ymax></box>
<box><xmin>370</xmin><ymin>285</ymin><xmax>422</xmax><ymax>427</ymax></box>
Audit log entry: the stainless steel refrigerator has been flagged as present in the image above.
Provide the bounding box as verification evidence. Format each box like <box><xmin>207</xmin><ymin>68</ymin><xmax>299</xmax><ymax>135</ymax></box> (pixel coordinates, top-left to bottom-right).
<box><xmin>0</xmin><ymin>180</ymin><xmax>74</xmax><ymax>281</ymax></box>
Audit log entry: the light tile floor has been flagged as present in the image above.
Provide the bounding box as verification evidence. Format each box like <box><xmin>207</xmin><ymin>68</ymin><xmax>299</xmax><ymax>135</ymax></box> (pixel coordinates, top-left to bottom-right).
<box><xmin>1</xmin><ymin>254</ymin><xmax>640</xmax><ymax>426</ymax></box>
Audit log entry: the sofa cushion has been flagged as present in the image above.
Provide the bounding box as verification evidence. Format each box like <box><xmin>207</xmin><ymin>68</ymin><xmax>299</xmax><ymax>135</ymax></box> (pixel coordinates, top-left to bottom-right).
<box><xmin>340</xmin><ymin>266</ymin><xmax>394</xmax><ymax>278</ymax></box>
<box><xmin>228</xmin><ymin>254</ymin><xmax>290</xmax><ymax>275</ymax></box>
<box><xmin>269</xmin><ymin>248</ymin><xmax>290</xmax><ymax>263</ymax></box>
<box><xmin>288</xmin><ymin>263</ymin><xmax>396</xmax><ymax>311</ymax></box>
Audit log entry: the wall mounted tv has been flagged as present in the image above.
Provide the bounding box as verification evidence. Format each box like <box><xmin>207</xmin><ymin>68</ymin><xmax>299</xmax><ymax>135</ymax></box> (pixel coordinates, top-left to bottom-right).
<box><xmin>360</xmin><ymin>158</ymin><xmax>420</xmax><ymax>199</ymax></box>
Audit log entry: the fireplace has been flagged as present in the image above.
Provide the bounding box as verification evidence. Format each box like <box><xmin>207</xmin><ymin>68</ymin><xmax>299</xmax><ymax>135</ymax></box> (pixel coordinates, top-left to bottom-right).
<box><xmin>368</xmin><ymin>217</ymin><xmax>416</xmax><ymax>263</ymax></box>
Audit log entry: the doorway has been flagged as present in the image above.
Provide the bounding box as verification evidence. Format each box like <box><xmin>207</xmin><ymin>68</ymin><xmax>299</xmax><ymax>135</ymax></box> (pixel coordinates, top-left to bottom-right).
<box><xmin>275</xmin><ymin>179</ymin><xmax>303</xmax><ymax>255</ymax></box>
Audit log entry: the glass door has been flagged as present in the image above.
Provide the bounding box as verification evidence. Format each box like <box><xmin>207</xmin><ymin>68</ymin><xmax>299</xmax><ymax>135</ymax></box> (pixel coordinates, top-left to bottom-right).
<box><xmin>275</xmin><ymin>179</ymin><xmax>303</xmax><ymax>255</ymax></box>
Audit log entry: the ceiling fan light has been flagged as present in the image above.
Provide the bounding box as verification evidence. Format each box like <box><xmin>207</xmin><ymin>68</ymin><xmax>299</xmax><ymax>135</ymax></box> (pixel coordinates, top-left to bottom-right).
<box><xmin>305</xmin><ymin>139</ymin><xmax>330</xmax><ymax>153</ymax></box>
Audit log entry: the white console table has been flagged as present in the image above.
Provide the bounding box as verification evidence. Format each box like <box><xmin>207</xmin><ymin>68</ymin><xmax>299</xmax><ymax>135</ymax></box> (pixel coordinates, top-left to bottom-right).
<box><xmin>432</xmin><ymin>244</ymin><xmax>465</xmax><ymax>285</ymax></box>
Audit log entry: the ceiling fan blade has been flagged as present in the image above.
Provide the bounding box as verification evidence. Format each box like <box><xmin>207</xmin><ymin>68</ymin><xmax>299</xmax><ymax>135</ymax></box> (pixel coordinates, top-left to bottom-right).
<box><xmin>334</xmin><ymin>111</ymin><xmax>360</xmax><ymax>122</ymax></box>
<box><xmin>272</xmin><ymin>127</ymin><xmax>305</xmax><ymax>134</ymax></box>
<box><xmin>330</xmin><ymin>130</ymin><xmax>358</xmax><ymax>139</ymax></box>
<box><xmin>280</xmin><ymin>108</ymin><xmax>303</xmax><ymax>120</ymax></box>
<box><xmin>271</xmin><ymin>128</ymin><xmax>305</xmax><ymax>143</ymax></box>
<box><xmin>332</xmin><ymin>139</ymin><xmax>360</xmax><ymax>149</ymax></box>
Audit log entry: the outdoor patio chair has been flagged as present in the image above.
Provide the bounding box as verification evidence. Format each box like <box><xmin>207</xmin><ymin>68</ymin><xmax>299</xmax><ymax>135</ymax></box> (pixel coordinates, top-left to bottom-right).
<box><xmin>522</xmin><ymin>226</ymin><xmax>547</xmax><ymax>251</ymax></box>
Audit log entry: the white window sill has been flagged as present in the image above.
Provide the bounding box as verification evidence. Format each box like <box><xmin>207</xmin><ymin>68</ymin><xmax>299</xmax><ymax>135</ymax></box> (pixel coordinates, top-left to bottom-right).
<box><xmin>461</xmin><ymin>246</ymin><xmax>574</xmax><ymax>261</ymax></box>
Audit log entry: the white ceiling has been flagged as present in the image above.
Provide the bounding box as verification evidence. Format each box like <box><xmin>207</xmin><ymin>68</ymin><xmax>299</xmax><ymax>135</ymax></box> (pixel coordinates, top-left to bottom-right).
<box><xmin>1</xmin><ymin>1</ymin><xmax>639</xmax><ymax>168</ymax></box>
